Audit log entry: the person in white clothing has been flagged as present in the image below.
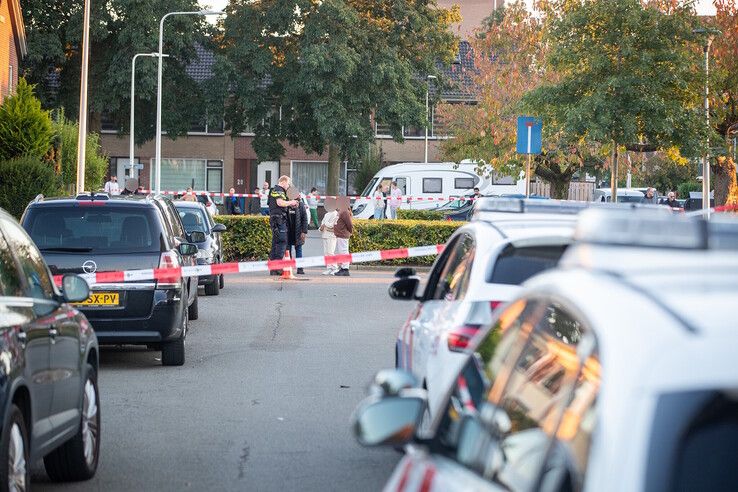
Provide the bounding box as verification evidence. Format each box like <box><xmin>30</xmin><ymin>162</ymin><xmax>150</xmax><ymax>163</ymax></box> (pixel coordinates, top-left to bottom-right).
<box><xmin>104</xmin><ymin>175</ymin><xmax>120</xmax><ymax>195</ymax></box>
<box><xmin>259</xmin><ymin>181</ymin><xmax>270</xmax><ymax>215</ymax></box>
<box><xmin>388</xmin><ymin>181</ymin><xmax>402</xmax><ymax>219</ymax></box>
<box><xmin>372</xmin><ymin>184</ymin><xmax>385</xmax><ymax>219</ymax></box>
<box><xmin>320</xmin><ymin>202</ymin><xmax>339</xmax><ymax>275</ymax></box>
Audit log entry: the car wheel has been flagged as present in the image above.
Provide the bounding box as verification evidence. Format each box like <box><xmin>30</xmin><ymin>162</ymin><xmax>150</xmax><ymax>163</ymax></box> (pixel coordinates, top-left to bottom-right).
<box><xmin>219</xmin><ymin>273</ymin><xmax>224</xmax><ymax>290</ymax></box>
<box><xmin>188</xmin><ymin>292</ymin><xmax>199</xmax><ymax>320</ymax></box>
<box><xmin>44</xmin><ymin>364</ymin><xmax>100</xmax><ymax>482</ymax></box>
<box><xmin>1</xmin><ymin>404</ymin><xmax>30</xmax><ymax>492</ymax></box>
<box><xmin>205</xmin><ymin>277</ymin><xmax>220</xmax><ymax>296</ymax></box>
<box><xmin>162</xmin><ymin>309</ymin><xmax>186</xmax><ymax>366</ymax></box>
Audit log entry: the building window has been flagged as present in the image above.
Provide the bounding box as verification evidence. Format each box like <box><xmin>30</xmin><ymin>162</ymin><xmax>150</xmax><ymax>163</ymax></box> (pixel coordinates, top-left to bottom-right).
<box><xmin>455</xmin><ymin>177</ymin><xmax>475</xmax><ymax>189</ymax></box>
<box><xmin>101</xmin><ymin>113</ymin><xmax>117</xmax><ymax>132</ymax></box>
<box><xmin>292</xmin><ymin>160</ymin><xmax>348</xmax><ymax>195</ymax></box>
<box><xmin>375</xmin><ymin>120</ymin><xmax>392</xmax><ymax>138</ymax></box>
<box><xmin>150</xmin><ymin>158</ymin><xmax>223</xmax><ymax>194</ymax></box>
<box><xmin>423</xmin><ymin>178</ymin><xmax>443</xmax><ymax>194</ymax></box>
<box><xmin>189</xmin><ymin>117</ymin><xmax>225</xmax><ymax>134</ymax></box>
<box><xmin>403</xmin><ymin>125</ymin><xmax>424</xmax><ymax>138</ymax></box>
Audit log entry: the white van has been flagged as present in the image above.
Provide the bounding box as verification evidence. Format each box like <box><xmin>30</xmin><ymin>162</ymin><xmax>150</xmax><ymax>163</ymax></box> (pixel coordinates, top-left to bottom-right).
<box><xmin>352</xmin><ymin>162</ymin><xmax>525</xmax><ymax>219</ymax></box>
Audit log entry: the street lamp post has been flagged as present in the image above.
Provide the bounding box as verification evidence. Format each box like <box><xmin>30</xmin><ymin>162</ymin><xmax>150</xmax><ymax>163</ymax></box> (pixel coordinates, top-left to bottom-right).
<box><xmin>130</xmin><ymin>53</ymin><xmax>168</xmax><ymax>182</ymax></box>
<box><xmin>693</xmin><ymin>27</ymin><xmax>721</xmax><ymax>211</ymax></box>
<box><xmin>424</xmin><ymin>75</ymin><xmax>437</xmax><ymax>165</ymax></box>
<box><xmin>75</xmin><ymin>0</ymin><xmax>92</xmax><ymax>194</ymax></box>
<box><xmin>155</xmin><ymin>10</ymin><xmax>223</xmax><ymax>194</ymax></box>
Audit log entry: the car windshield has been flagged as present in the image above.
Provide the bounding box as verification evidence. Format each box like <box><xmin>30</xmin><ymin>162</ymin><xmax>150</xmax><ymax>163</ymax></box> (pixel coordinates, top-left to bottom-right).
<box><xmin>26</xmin><ymin>205</ymin><xmax>160</xmax><ymax>254</ymax></box>
<box><xmin>177</xmin><ymin>207</ymin><xmax>210</xmax><ymax>234</ymax></box>
<box><xmin>361</xmin><ymin>178</ymin><xmax>379</xmax><ymax>197</ymax></box>
<box><xmin>488</xmin><ymin>244</ymin><xmax>569</xmax><ymax>285</ymax></box>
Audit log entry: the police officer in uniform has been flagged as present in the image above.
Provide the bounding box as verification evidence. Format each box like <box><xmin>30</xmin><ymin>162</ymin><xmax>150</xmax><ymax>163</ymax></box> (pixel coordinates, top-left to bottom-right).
<box><xmin>268</xmin><ymin>175</ymin><xmax>299</xmax><ymax>275</ymax></box>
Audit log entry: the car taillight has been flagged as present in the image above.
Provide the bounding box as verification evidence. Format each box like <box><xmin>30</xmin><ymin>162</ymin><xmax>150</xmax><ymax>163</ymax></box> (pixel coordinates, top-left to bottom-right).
<box><xmin>157</xmin><ymin>251</ymin><xmax>181</xmax><ymax>289</ymax></box>
<box><xmin>490</xmin><ymin>300</ymin><xmax>503</xmax><ymax>311</ymax></box>
<box><xmin>447</xmin><ymin>325</ymin><xmax>481</xmax><ymax>352</ymax></box>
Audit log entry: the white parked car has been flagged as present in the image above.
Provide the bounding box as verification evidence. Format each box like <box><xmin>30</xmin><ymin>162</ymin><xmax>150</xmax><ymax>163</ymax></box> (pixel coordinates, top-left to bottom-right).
<box><xmin>352</xmin><ymin>162</ymin><xmax>525</xmax><ymax>219</ymax></box>
<box><xmin>390</xmin><ymin>199</ymin><xmax>583</xmax><ymax>421</ymax></box>
<box><xmin>354</xmin><ymin>208</ymin><xmax>738</xmax><ymax>492</ymax></box>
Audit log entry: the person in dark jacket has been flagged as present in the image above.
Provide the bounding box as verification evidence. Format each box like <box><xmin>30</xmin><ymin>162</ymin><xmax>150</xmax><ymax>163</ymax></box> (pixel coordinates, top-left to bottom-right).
<box><xmin>287</xmin><ymin>195</ymin><xmax>309</xmax><ymax>274</ymax></box>
<box><xmin>225</xmin><ymin>188</ymin><xmax>242</xmax><ymax>215</ymax></box>
<box><xmin>268</xmin><ymin>176</ymin><xmax>298</xmax><ymax>275</ymax></box>
<box><xmin>662</xmin><ymin>191</ymin><xmax>679</xmax><ymax>208</ymax></box>
<box><xmin>248</xmin><ymin>186</ymin><xmax>261</xmax><ymax>215</ymax></box>
<box><xmin>641</xmin><ymin>187</ymin><xmax>657</xmax><ymax>204</ymax></box>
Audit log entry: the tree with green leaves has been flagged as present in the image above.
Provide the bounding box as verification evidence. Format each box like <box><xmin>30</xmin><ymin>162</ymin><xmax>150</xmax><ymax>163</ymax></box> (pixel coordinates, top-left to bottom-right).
<box><xmin>523</xmin><ymin>0</ymin><xmax>706</xmax><ymax>199</ymax></box>
<box><xmin>21</xmin><ymin>0</ymin><xmax>212</xmax><ymax>143</ymax></box>
<box><xmin>0</xmin><ymin>78</ymin><xmax>54</xmax><ymax>161</ymax></box>
<box><xmin>52</xmin><ymin>110</ymin><xmax>109</xmax><ymax>193</ymax></box>
<box><xmin>212</xmin><ymin>0</ymin><xmax>460</xmax><ymax>194</ymax></box>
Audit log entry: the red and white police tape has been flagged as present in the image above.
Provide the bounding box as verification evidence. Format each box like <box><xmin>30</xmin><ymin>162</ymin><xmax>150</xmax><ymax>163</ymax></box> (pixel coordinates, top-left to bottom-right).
<box><xmin>53</xmin><ymin>244</ymin><xmax>444</xmax><ymax>286</ymax></box>
<box><xmin>141</xmin><ymin>189</ymin><xmax>478</xmax><ymax>202</ymax></box>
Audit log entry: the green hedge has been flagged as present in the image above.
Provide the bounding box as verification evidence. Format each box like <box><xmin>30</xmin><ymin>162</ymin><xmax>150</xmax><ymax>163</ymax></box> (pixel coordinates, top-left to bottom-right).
<box><xmin>397</xmin><ymin>209</ymin><xmax>445</xmax><ymax>221</ymax></box>
<box><xmin>0</xmin><ymin>157</ymin><xmax>59</xmax><ymax>218</ymax></box>
<box><xmin>216</xmin><ymin>215</ymin><xmax>462</xmax><ymax>265</ymax></box>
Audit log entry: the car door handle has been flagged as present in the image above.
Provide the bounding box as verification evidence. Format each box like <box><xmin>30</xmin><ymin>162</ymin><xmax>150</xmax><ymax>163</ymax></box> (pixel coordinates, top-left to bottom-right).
<box><xmin>49</xmin><ymin>326</ymin><xmax>58</xmax><ymax>343</ymax></box>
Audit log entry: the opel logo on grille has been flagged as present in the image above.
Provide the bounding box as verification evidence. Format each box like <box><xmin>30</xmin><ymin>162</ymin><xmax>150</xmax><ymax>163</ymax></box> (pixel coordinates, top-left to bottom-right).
<box><xmin>82</xmin><ymin>260</ymin><xmax>97</xmax><ymax>274</ymax></box>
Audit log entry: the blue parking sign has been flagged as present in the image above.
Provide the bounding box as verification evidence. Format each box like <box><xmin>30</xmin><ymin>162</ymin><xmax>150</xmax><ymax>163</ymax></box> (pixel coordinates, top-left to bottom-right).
<box><xmin>516</xmin><ymin>116</ymin><xmax>542</xmax><ymax>154</ymax></box>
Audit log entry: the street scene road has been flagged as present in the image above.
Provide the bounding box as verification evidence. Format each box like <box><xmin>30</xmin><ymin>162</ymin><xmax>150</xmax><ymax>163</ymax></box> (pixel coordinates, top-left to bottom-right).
<box><xmin>33</xmin><ymin>269</ymin><xmax>407</xmax><ymax>491</ymax></box>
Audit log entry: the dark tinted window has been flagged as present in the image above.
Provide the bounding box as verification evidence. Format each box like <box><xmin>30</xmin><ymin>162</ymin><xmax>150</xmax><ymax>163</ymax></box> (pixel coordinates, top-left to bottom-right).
<box><xmin>164</xmin><ymin>200</ymin><xmax>185</xmax><ymax>237</ymax></box>
<box><xmin>0</xmin><ymin>230</ymin><xmax>23</xmax><ymax>297</ymax></box>
<box><xmin>432</xmin><ymin>234</ymin><xmax>475</xmax><ymax>301</ymax></box>
<box><xmin>177</xmin><ymin>208</ymin><xmax>209</xmax><ymax>234</ymax></box>
<box><xmin>26</xmin><ymin>205</ymin><xmax>161</xmax><ymax>254</ymax></box>
<box><xmin>489</xmin><ymin>244</ymin><xmax>569</xmax><ymax>285</ymax></box>
<box><xmin>1</xmin><ymin>216</ymin><xmax>55</xmax><ymax>300</ymax></box>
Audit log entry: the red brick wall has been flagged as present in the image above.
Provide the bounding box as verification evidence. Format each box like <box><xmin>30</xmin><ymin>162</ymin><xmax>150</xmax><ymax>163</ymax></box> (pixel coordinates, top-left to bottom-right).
<box><xmin>0</xmin><ymin>0</ymin><xmax>18</xmax><ymax>103</ymax></box>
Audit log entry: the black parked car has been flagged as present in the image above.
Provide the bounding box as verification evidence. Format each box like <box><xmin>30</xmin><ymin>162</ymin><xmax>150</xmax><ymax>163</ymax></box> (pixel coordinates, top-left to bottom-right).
<box><xmin>0</xmin><ymin>207</ymin><xmax>100</xmax><ymax>489</ymax></box>
<box><xmin>22</xmin><ymin>193</ymin><xmax>199</xmax><ymax>366</ymax></box>
<box><xmin>174</xmin><ymin>200</ymin><xmax>227</xmax><ymax>296</ymax></box>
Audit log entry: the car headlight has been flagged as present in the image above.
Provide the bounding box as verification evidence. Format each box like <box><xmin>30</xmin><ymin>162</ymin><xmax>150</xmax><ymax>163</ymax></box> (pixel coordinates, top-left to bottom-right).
<box><xmin>354</xmin><ymin>204</ymin><xmax>366</xmax><ymax>215</ymax></box>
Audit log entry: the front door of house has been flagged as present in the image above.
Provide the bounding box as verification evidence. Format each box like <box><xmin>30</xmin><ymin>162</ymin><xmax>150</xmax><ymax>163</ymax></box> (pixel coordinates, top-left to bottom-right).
<box><xmin>116</xmin><ymin>158</ymin><xmax>139</xmax><ymax>189</ymax></box>
<box><xmin>257</xmin><ymin>161</ymin><xmax>279</xmax><ymax>188</ymax></box>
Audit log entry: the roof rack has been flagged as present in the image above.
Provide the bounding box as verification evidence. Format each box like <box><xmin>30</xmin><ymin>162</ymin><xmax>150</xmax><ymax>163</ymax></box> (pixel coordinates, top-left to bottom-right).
<box><xmin>574</xmin><ymin>208</ymin><xmax>738</xmax><ymax>251</ymax></box>
<box><xmin>75</xmin><ymin>192</ymin><xmax>110</xmax><ymax>201</ymax></box>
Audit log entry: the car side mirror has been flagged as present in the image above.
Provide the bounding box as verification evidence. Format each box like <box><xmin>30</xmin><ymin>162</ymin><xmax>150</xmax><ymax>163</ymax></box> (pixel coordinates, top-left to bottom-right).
<box><xmin>479</xmin><ymin>401</ymin><xmax>512</xmax><ymax>437</ymax></box>
<box><xmin>353</xmin><ymin>392</ymin><xmax>426</xmax><ymax>447</ymax></box>
<box><xmin>179</xmin><ymin>243</ymin><xmax>198</xmax><ymax>256</ymax></box>
<box><xmin>389</xmin><ymin>276</ymin><xmax>420</xmax><ymax>301</ymax></box>
<box><xmin>212</xmin><ymin>223</ymin><xmax>227</xmax><ymax>233</ymax></box>
<box><xmin>371</xmin><ymin>369</ymin><xmax>420</xmax><ymax>396</ymax></box>
<box><xmin>189</xmin><ymin>231</ymin><xmax>206</xmax><ymax>243</ymax></box>
<box><xmin>62</xmin><ymin>275</ymin><xmax>90</xmax><ymax>303</ymax></box>
<box><xmin>394</xmin><ymin>267</ymin><xmax>416</xmax><ymax>278</ymax></box>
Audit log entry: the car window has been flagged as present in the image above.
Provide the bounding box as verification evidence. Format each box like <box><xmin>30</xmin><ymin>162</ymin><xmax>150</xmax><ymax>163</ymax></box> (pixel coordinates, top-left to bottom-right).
<box><xmin>163</xmin><ymin>200</ymin><xmax>186</xmax><ymax>237</ymax></box>
<box><xmin>432</xmin><ymin>233</ymin><xmax>475</xmax><ymax>301</ymax></box>
<box><xmin>422</xmin><ymin>235</ymin><xmax>460</xmax><ymax>299</ymax></box>
<box><xmin>485</xmin><ymin>303</ymin><xmax>589</xmax><ymax>491</ymax></box>
<box><xmin>0</xmin><ymin>215</ymin><xmax>55</xmax><ymax>300</ymax></box>
<box><xmin>25</xmin><ymin>205</ymin><xmax>161</xmax><ymax>254</ymax></box>
<box><xmin>177</xmin><ymin>208</ymin><xmax>209</xmax><ymax>234</ymax></box>
<box><xmin>432</xmin><ymin>299</ymin><xmax>543</xmax><ymax>450</ymax></box>
<box><xmin>488</xmin><ymin>244</ymin><xmax>569</xmax><ymax>285</ymax></box>
<box><xmin>0</xmin><ymin>230</ymin><xmax>23</xmax><ymax>297</ymax></box>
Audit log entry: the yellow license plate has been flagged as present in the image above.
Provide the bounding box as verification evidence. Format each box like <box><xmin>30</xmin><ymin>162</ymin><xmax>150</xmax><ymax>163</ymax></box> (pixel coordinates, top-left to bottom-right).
<box><xmin>74</xmin><ymin>292</ymin><xmax>119</xmax><ymax>306</ymax></box>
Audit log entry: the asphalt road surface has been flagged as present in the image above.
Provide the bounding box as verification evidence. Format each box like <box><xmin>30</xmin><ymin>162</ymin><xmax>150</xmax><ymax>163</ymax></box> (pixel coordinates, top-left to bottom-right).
<box><xmin>33</xmin><ymin>269</ymin><xmax>412</xmax><ymax>491</ymax></box>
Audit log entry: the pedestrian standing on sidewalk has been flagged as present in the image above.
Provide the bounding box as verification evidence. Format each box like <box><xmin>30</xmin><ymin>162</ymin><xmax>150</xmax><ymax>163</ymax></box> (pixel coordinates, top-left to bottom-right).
<box><xmin>308</xmin><ymin>187</ymin><xmax>320</xmax><ymax>229</ymax></box>
<box><xmin>373</xmin><ymin>184</ymin><xmax>385</xmax><ymax>219</ymax></box>
<box><xmin>388</xmin><ymin>181</ymin><xmax>402</xmax><ymax>219</ymax></box>
<box><xmin>268</xmin><ymin>176</ymin><xmax>298</xmax><ymax>275</ymax></box>
<box><xmin>182</xmin><ymin>187</ymin><xmax>197</xmax><ymax>202</ymax></box>
<box><xmin>248</xmin><ymin>186</ymin><xmax>261</xmax><ymax>215</ymax></box>
<box><xmin>287</xmin><ymin>193</ymin><xmax>308</xmax><ymax>275</ymax></box>
<box><xmin>225</xmin><ymin>188</ymin><xmax>242</xmax><ymax>215</ymax></box>
<box><xmin>333</xmin><ymin>197</ymin><xmax>353</xmax><ymax>276</ymax></box>
<box><xmin>320</xmin><ymin>199</ymin><xmax>339</xmax><ymax>275</ymax></box>
<box><xmin>260</xmin><ymin>181</ymin><xmax>270</xmax><ymax>216</ymax></box>
<box><xmin>104</xmin><ymin>175</ymin><xmax>120</xmax><ymax>195</ymax></box>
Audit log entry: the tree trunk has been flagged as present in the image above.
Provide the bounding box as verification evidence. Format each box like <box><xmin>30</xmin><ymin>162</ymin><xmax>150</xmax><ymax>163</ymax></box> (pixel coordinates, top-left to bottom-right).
<box><xmin>550</xmin><ymin>179</ymin><xmax>569</xmax><ymax>200</ymax></box>
<box><xmin>713</xmin><ymin>156</ymin><xmax>738</xmax><ymax>206</ymax></box>
<box><xmin>327</xmin><ymin>144</ymin><xmax>341</xmax><ymax>196</ymax></box>
<box><xmin>88</xmin><ymin>110</ymin><xmax>102</xmax><ymax>134</ymax></box>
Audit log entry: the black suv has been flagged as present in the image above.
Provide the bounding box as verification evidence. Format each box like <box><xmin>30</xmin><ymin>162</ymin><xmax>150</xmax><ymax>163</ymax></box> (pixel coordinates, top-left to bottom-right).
<box><xmin>0</xmin><ymin>207</ymin><xmax>100</xmax><ymax>489</ymax></box>
<box><xmin>22</xmin><ymin>193</ymin><xmax>199</xmax><ymax>366</ymax></box>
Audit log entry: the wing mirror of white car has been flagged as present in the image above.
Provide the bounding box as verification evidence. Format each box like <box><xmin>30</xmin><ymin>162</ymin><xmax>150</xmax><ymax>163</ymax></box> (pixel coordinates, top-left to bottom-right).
<box><xmin>394</xmin><ymin>267</ymin><xmax>417</xmax><ymax>278</ymax></box>
<box><xmin>352</xmin><ymin>390</ymin><xmax>427</xmax><ymax>447</ymax></box>
<box><xmin>389</xmin><ymin>276</ymin><xmax>420</xmax><ymax>301</ymax></box>
<box><xmin>61</xmin><ymin>274</ymin><xmax>90</xmax><ymax>303</ymax></box>
<box><xmin>371</xmin><ymin>368</ymin><xmax>420</xmax><ymax>397</ymax></box>
<box><xmin>456</xmin><ymin>408</ymin><xmax>506</xmax><ymax>477</ymax></box>
<box><xmin>212</xmin><ymin>223</ymin><xmax>227</xmax><ymax>233</ymax></box>
<box><xmin>479</xmin><ymin>401</ymin><xmax>512</xmax><ymax>436</ymax></box>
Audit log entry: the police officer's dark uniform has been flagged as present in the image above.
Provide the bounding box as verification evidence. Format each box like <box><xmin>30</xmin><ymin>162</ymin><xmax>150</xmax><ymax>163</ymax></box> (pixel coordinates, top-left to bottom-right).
<box><xmin>268</xmin><ymin>183</ymin><xmax>290</xmax><ymax>274</ymax></box>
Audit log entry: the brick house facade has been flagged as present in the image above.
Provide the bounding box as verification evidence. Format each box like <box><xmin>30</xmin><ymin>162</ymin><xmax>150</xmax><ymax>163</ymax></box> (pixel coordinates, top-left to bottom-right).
<box><xmin>0</xmin><ymin>0</ymin><xmax>26</xmax><ymax>103</ymax></box>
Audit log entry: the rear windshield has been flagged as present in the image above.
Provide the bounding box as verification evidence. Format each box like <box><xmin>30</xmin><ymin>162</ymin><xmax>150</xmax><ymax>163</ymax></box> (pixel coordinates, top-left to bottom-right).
<box><xmin>488</xmin><ymin>244</ymin><xmax>568</xmax><ymax>285</ymax></box>
<box><xmin>25</xmin><ymin>205</ymin><xmax>161</xmax><ymax>254</ymax></box>
<box><xmin>177</xmin><ymin>207</ymin><xmax>210</xmax><ymax>234</ymax></box>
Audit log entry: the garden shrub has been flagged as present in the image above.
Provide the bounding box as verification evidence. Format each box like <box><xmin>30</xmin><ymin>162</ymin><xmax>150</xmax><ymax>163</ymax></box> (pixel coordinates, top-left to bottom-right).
<box><xmin>217</xmin><ymin>215</ymin><xmax>462</xmax><ymax>266</ymax></box>
<box><xmin>0</xmin><ymin>157</ymin><xmax>59</xmax><ymax>218</ymax></box>
<box><xmin>396</xmin><ymin>209</ymin><xmax>445</xmax><ymax>221</ymax></box>
<box><xmin>0</xmin><ymin>79</ymin><xmax>54</xmax><ymax>161</ymax></box>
